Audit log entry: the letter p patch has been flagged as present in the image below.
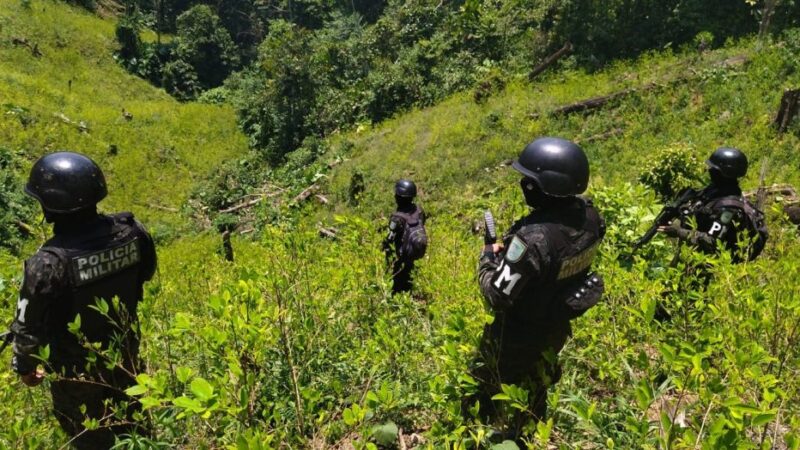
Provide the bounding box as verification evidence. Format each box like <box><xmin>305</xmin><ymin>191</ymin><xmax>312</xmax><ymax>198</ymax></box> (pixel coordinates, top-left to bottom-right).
<box><xmin>709</xmin><ymin>221</ymin><xmax>723</xmax><ymax>236</ymax></box>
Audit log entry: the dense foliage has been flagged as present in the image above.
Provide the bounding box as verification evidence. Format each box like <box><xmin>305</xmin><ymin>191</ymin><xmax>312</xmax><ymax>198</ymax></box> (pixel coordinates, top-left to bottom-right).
<box><xmin>0</xmin><ymin>147</ymin><xmax>34</xmax><ymax>252</ymax></box>
<box><xmin>111</xmin><ymin>0</ymin><xmax>800</xmax><ymax>164</ymax></box>
<box><xmin>2</xmin><ymin>0</ymin><xmax>800</xmax><ymax>449</ymax></box>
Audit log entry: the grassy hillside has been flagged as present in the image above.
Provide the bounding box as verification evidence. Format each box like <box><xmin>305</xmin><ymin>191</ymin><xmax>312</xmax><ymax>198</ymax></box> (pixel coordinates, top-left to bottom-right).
<box><xmin>0</xmin><ymin>1</ymin><xmax>251</xmax><ymax>446</ymax></box>
<box><xmin>322</xmin><ymin>38</ymin><xmax>800</xmax><ymax>220</ymax></box>
<box><xmin>0</xmin><ymin>0</ymin><xmax>248</xmax><ymax>234</ymax></box>
<box><xmin>1</xmin><ymin>1</ymin><xmax>800</xmax><ymax>448</ymax></box>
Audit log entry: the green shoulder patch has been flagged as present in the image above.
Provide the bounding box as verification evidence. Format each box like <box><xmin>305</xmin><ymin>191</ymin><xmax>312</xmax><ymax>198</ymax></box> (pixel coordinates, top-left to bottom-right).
<box><xmin>505</xmin><ymin>236</ymin><xmax>528</xmax><ymax>263</ymax></box>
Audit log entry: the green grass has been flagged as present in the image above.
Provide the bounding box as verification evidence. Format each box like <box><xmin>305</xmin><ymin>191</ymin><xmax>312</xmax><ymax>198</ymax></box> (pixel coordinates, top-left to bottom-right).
<box><xmin>1</xmin><ymin>2</ymin><xmax>800</xmax><ymax>448</ymax></box>
<box><xmin>0</xmin><ymin>0</ymin><xmax>248</xmax><ymax>234</ymax></box>
<box><xmin>322</xmin><ymin>40</ymin><xmax>800</xmax><ymax>223</ymax></box>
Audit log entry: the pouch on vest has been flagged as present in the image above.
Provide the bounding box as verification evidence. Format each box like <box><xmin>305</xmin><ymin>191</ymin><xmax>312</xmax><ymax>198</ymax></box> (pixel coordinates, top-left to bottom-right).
<box><xmin>710</xmin><ymin>196</ymin><xmax>768</xmax><ymax>261</ymax></box>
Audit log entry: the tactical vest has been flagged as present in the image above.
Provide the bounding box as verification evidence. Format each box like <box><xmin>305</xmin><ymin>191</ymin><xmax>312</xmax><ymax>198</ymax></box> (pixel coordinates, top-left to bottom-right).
<box><xmin>697</xmin><ymin>195</ymin><xmax>768</xmax><ymax>261</ymax></box>
<box><xmin>40</xmin><ymin>213</ymin><xmax>146</xmax><ymax>371</ymax></box>
<box><xmin>503</xmin><ymin>199</ymin><xmax>605</xmax><ymax>330</ymax></box>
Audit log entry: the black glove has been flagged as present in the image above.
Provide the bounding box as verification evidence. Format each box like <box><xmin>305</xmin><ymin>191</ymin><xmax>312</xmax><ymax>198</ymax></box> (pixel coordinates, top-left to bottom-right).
<box><xmin>661</xmin><ymin>221</ymin><xmax>690</xmax><ymax>240</ymax></box>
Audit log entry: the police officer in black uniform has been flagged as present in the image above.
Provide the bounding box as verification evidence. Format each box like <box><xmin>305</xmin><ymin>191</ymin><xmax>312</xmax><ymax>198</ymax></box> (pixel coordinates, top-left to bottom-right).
<box><xmin>11</xmin><ymin>152</ymin><xmax>157</xmax><ymax>449</ymax></box>
<box><xmin>466</xmin><ymin>137</ymin><xmax>605</xmax><ymax>438</ymax></box>
<box><xmin>382</xmin><ymin>179</ymin><xmax>426</xmax><ymax>294</ymax></box>
<box><xmin>659</xmin><ymin>147</ymin><xmax>767</xmax><ymax>262</ymax></box>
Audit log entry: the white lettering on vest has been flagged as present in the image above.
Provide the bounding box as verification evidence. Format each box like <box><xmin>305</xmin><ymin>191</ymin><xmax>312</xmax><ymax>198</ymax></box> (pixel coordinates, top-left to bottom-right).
<box><xmin>16</xmin><ymin>298</ymin><xmax>29</xmax><ymax>323</ymax></box>
<box><xmin>72</xmin><ymin>239</ymin><xmax>140</xmax><ymax>286</ymax></box>
<box><xmin>493</xmin><ymin>260</ymin><xmax>522</xmax><ymax>295</ymax></box>
<box><xmin>557</xmin><ymin>242</ymin><xmax>599</xmax><ymax>280</ymax></box>
<box><xmin>709</xmin><ymin>221</ymin><xmax>723</xmax><ymax>236</ymax></box>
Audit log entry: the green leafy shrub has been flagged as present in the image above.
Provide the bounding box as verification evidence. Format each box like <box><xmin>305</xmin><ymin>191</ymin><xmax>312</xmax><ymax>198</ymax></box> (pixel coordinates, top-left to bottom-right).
<box><xmin>114</xmin><ymin>16</ymin><xmax>142</xmax><ymax>61</ymax></box>
<box><xmin>173</xmin><ymin>5</ymin><xmax>240</xmax><ymax>92</ymax></box>
<box><xmin>162</xmin><ymin>58</ymin><xmax>202</xmax><ymax>101</ymax></box>
<box><xmin>0</xmin><ymin>147</ymin><xmax>34</xmax><ymax>252</ymax></box>
<box><xmin>638</xmin><ymin>144</ymin><xmax>705</xmax><ymax>201</ymax></box>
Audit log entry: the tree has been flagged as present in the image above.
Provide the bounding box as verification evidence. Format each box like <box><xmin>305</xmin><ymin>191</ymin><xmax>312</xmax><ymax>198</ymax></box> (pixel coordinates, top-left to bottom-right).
<box><xmin>173</xmin><ymin>5</ymin><xmax>241</xmax><ymax>91</ymax></box>
<box><xmin>115</xmin><ymin>15</ymin><xmax>142</xmax><ymax>61</ymax></box>
<box><xmin>232</xmin><ymin>20</ymin><xmax>317</xmax><ymax>162</ymax></box>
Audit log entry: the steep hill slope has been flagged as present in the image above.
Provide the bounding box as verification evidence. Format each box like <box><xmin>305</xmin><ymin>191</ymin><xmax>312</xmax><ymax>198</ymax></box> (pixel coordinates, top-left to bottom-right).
<box><xmin>321</xmin><ymin>39</ymin><xmax>800</xmax><ymax>219</ymax></box>
<box><xmin>0</xmin><ymin>0</ymin><xmax>248</xmax><ymax>233</ymax></box>
<box><xmin>1</xmin><ymin>2</ymin><xmax>799</xmax><ymax>448</ymax></box>
<box><xmin>0</xmin><ymin>1</ymin><xmax>251</xmax><ymax>446</ymax></box>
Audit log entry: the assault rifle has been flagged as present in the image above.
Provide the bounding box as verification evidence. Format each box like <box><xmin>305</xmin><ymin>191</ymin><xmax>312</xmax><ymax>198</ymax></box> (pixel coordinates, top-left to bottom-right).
<box><xmin>0</xmin><ymin>331</ymin><xmax>12</xmax><ymax>354</ymax></box>
<box><xmin>632</xmin><ymin>188</ymin><xmax>699</xmax><ymax>252</ymax></box>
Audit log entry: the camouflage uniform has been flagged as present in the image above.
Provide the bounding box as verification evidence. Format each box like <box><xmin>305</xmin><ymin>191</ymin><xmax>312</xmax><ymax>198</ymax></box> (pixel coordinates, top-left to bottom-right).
<box><xmin>666</xmin><ymin>184</ymin><xmax>766</xmax><ymax>262</ymax></box>
<box><xmin>467</xmin><ymin>198</ymin><xmax>604</xmax><ymax>431</ymax></box>
<box><xmin>383</xmin><ymin>204</ymin><xmax>425</xmax><ymax>294</ymax></box>
<box><xmin>11</xmin><ymin>212</ymin><xmax>156</xmax><ymax>450</ymax></box>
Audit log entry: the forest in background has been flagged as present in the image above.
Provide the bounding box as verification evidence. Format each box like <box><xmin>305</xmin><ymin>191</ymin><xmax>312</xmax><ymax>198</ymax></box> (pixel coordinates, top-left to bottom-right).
<box><xmin>1</xmin><ymin>0</ymin><xmax>800</xmax><ymax>448</ymax></box>
<box><xmin>109</xmin><ymin>0</ymin><xmax>799</xmax><ymax>164</ymax></box>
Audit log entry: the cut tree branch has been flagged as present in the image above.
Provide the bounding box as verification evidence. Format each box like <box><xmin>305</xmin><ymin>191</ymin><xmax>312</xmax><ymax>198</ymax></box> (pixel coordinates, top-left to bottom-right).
<box><xmin>552</xmin><ymin>85</ymin><xmax>650</xmax><ymax>117</ymax></box>
<box><xmin>292</xmin><ymin>184</ymin><xmax>318</xmax><ymax>204</ymax></box>
<box><xmin>219</xmin><ymin>196</ymin><xmax>265</xmax><ymax>214</ymax></box>
<box><xmin>529</xmin><ymin>42</ymin><xmax>573</xmax><ymax>80</ymax></box>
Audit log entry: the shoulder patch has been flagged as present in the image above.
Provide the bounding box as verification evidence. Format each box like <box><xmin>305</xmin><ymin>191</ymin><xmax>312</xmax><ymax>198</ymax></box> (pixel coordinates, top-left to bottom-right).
<box><xmin>505</xmin><ymin>236</ymin><xmax>528</xmax><ymax>263</ymax></box>
<box><xmin>719</xmin><ymin>210</ymin><xmax>734</xmax><ymax>224</ymax></box>
<box><xmin>389</xmin><ymin>221</ymin><xmax>397</xmax><ymax>230</ymax></box>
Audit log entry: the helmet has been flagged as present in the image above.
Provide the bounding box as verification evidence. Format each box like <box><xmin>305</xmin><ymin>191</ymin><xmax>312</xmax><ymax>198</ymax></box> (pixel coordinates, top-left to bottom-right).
<box><xmin>706</xmin><ymin>147</ymin><xmax>747</xmax><ymax>179</ymax></box>
<box><xmin>511</xmin><ymin>137</ymin><xmax>589</xmax><ymax>197</ymax></box>
<box><xmin>394</xmin><ymin>179</ymin><xmax>417</xmax><ymax>198</ymax></box>
<box><xmin>24</xmin><ymin>151</ymin><xmax>107</xmax><ymax>213</ymax></box>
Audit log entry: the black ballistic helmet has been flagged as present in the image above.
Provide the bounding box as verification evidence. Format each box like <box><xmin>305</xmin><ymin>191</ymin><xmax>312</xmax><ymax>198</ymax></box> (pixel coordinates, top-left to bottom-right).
<box><xmin>706</xmin><ymin>147</ymin><xmax>748</xmax><ymax>179</ymax></box>
<box><xmin>25</xmin><ymin>151</ymin><xmax>107</xmax><ymax>213</ymax></box>
<box><xmin>395</xmin><ymin>179</ymin><xmax>417</xmax><ymax>198</ymax></box>
<box><xmin>512</xmin><ymin>137</ymin><xmax>589</xmax><ymax>197</ymax></box>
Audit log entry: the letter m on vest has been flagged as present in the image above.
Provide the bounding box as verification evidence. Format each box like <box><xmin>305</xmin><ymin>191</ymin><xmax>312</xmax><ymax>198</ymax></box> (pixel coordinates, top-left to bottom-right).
<box><xmin>493</xmin><ymin>261</ymin><xmax>522</xmax><ymax>295</ymax></box>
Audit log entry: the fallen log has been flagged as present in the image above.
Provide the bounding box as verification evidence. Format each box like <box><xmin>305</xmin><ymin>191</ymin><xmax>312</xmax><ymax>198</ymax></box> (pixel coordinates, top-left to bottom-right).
<box><xmin>549</xmin><ymin>54</ymin><xmax>748</xmax><ymax>119</ymax></box>
<box><xmin>140</xmin><ymin>202</ymin><xmax>179</xmax><ymax>213</ymax></box>
<box><xmin>15</xmin><ymin>220</ymin><xmax>34</xmax><ymax>237</ymax></box>
<box><xmin>318</xmin><ymin>226</ymin><xmax>338</xmax><ymax>240</ymax></box>
<box><xmin>575</xmin><ymin>127</ymin><xmax>624</xmax><ymax>144</ymax></box>
<box><xmin>219</xmin><ymin>196</ymin><xmax>264</xmax><ymax>214</ymax></box>
<box><xmin>529</xmin><ymin>42</ymin><xmax>573</xmax><ymax>80</ymax></box>
<box><xmin>293</xmin><ymin>184</ymin><xmax>318</xmax><ymax>203</ymax></box>
<box><xmin>744</xmin><ymin>184</ymin><xmax>798</xmax><ymax>204</ymax></box>
<box><xmin>552</xmin><ymin>85</ymin><xmax>650</xmax><ymax>117</ymax></box>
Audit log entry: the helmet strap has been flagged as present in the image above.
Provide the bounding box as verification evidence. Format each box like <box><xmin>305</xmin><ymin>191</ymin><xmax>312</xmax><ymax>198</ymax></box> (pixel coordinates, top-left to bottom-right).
<box><xmin>709</xmin><ymin>168</ymin><xmax>739</xmax><ymax>187</ymax></box>
<box><xmin>49</xmin><ymin>207</ymin><xmax>98</xmax><ymax>232</ymax></box>
<box><xmin>521</xmin><ymin>177</ymin><xmax>573</xmax><ymax>209</ymax></box>
<box><xmin>395</xmin><ymin>195</ymin><xmax>413</xmax><ymax>208</ymax></box>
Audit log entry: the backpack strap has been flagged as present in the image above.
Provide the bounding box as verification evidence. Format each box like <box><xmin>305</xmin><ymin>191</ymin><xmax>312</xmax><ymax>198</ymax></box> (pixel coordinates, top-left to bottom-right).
<box><xmin>391</xmin><ymin>210</ymin><xmax>420</xmax><ymax>226</ymax></box>
<box><xmin>709</xmin><ymin>196</ymin><xmax>764</xmax><ymax>224</ymax></box>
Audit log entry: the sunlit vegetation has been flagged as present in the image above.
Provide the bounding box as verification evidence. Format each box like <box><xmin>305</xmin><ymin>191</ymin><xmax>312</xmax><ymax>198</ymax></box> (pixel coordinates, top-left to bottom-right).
<box><xmin>1</xmin><ymin>0</ymin><xmax>799</xmax><ymax>448</ymax></box>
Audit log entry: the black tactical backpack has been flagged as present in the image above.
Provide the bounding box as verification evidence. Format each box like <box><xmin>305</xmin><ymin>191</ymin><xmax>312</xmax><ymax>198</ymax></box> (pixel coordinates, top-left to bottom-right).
<box><xmin>392</xmin><ymin>208</ymin><xmax>428</xmax><ymax>261</ymax></box>
<box><xmin>711</xmin><ymin>196</ymin><xmax>768</xmax><ymax>261</ymax></box>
